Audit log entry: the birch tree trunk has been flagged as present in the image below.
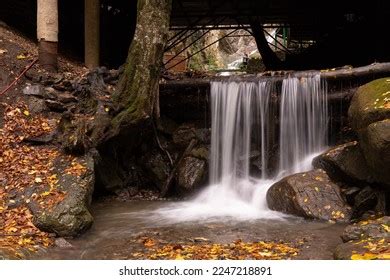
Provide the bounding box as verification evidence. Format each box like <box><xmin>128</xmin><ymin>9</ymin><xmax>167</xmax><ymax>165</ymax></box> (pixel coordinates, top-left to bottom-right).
<box><xmin>37</xmin><ymin>0</ymin><xmax>58</xmax><ymax>72</ymax></box>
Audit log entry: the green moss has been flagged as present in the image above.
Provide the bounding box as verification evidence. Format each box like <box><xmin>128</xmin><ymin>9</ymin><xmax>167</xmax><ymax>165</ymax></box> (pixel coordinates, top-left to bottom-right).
<box><xmin>349</xmin><ymin>77</ymin><xmax>390</xmax><ymax>131</ymax></box>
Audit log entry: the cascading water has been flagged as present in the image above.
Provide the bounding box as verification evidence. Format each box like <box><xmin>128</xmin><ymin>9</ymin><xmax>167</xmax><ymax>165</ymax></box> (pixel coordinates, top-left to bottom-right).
<box><xmin>154</xmin><ymin>73</ymin><xmax>328</xmax><ymax>222</ymax></box>
<box><xmin>279</xmin><ymin>75</ymin><xmax>328</xmax><ymax>175</ymax></box>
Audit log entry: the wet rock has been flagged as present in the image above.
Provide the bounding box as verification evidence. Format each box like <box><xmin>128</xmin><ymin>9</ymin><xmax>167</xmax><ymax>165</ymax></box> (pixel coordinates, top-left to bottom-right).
<box><xmin>348</xmin><ymin>78</ymin><xmax>390</xmax><ymax>188</ymax></box>
<box><xmin>334</xmin><ymin>217</ymin><xmax>390</xmax><ymax>260</ymax></box>
<box><xmin>195</xmin><ymin>128</ymin><xmax>211</xmax><ymax>144</ymax></box>
<box><xmin>266</xmin><ymin>169</ymin><xmax>352</xmax><ymax>222</ymax></box>
<box><xmin>348</xmin><ymin>78</ymin><xmax>390</xmax><ymax>132</ymax></box>
<box><xmin>30</xmin><ymin>154</ymin><xmax>94</xmax><ymax>237</ymax></box>
<box><xmin>54</xmin><ymin>238</ymin><xmax>73</xmax><ymax>248</ymax></box>
<box><xmin>341</xmin><ymin>216</ymin><xmax>390</xmax><ymax>242</ymax></box>
<box><xmin>140</xmin><ymin>149</ymin><xmax>171</xmax><ymax>188</ymax></box>
<box><xmin>351</xmin><ymin>187</ymin><xmax>386</xmax><ymax>219</ymax></box>
<box><xmin>190</xmin><ymin>146</ymin><xmax>209</xmax><ymax>160</ymax></box>
<box><xmin>172</xmin><ymin>124</ymin><xmax>197</xmax><ymax>147</ymax></box>
<box><xmin>359</xmin><ymin>119</ymin><xmax>390</xmax><ymax>187</ymax></box>
<box><xmin>312</xmin><ymin>141</ymin><xmax>373</xmax><ymax>185</ymax></box>
<box><xmin>176</xmin><ymin>156</ymin><xmax>207</xmax><ymax>195</ymax></box>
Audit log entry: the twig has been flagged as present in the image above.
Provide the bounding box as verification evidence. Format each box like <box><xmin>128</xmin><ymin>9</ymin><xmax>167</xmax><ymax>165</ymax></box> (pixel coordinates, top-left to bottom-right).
<box><xmin>0</xmin><ymin>58</ymin><xmax>38</xmax><ymax>96</ymax></box>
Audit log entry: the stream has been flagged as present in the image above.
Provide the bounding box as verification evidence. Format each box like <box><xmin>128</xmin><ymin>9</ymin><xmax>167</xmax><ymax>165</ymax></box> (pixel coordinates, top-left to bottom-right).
<box><xmin>34</xmin><ymin>200</ymin><xmax>345</xmax><ymax>260</ymax></box>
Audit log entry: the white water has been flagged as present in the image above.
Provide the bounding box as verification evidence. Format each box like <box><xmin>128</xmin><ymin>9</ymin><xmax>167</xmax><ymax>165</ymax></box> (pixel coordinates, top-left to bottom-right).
<box><xmin>154</xmin><ymin>74</ymin><xmax>328</xmax><ymax>222</ymax></box>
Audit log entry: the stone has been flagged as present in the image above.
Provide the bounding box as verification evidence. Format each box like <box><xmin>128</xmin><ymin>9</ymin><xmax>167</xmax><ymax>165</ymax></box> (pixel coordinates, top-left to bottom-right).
<box><xmin>26</xmin><ymin>96</ymin><xmax>48</xmax><ymax>114</ymax></box>
<box><xmin>347</xmin><ymin>78</ymin><xmax>390</xmax><ymax>188</ymax></box>
<box><xmin>359</xmin><ymin>119</ymin><xmax>390</xmax><ymax>187</ymax></box>
<box><xmin>348</xmin><ymin>77</ymin><xmax>390</xmax><ymax>132</ymax></box>
<box><xmin>57</xmin><ymin>92</ymin><xmax>77</xmax><ymax>104</ymax></box>
<box><xmin>29</xmin><ymin>154</ymin><xmax>94</xmax><ymax>237</ymax></box>
<box><xmin>176</xmin><ymin>156</ymin><xmax>207</xmax><ymax>195</ymax></box>
<box><xmin>54</xmin><ymin>238</ymin><xmax>73</xmax><ymax>248</ymax></box>
<box><xmin>334</xmin><ymin>217</ymin><xmax>390</xmax><ymax>260</ymax></box>
<box><xmin>351</xmin><ymin>187</ymin><xmax>386</xmax><ymax>219</ymax></box>
<box><xmin>190</xmin><ymin>146</ymin><xmax>209</xmax><ymax>160</ymax></box>
<box><xmin>266</xmin><ymin>169</ymin><xmax>352</xmax><ymax>222</ymax></box>
<box><xmin>23</xmin><ymin>84</ymin><xmax>45</xmax><ymax>98</ymax></box>
<box><xmin>312</xmin><ymin>141</ymin><xmax>373</xmax><ymax>185</ymax></box>
<box><xmin>140</xmin><ymin>149</ymin><xmax>171</xmax><ymax>188</ymax></box>
<box><xmin>45</xmin><ymin>99</ymin><xmax>67</xmax><ymax>112</ymax></box>
<box><xmin>172</xmin><ymin>124</ymin><xmax>197</xmax><ymax>147</ymax></box>
<box><xmin>341</xmin><ymin>216</ymin><xmax>390</xmax><ymax>242</ymax></box>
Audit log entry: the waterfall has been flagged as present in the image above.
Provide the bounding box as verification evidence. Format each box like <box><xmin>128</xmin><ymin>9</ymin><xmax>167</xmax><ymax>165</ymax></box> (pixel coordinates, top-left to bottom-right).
<box><xmin>155</xmin><ymin>73</ymin><xmax>328</xmax><ymax>221</ymax></box>
<box><xmin>279</xmin><ymin>75</ymin><xmax>328</xmax><ymax>174</ymax></box>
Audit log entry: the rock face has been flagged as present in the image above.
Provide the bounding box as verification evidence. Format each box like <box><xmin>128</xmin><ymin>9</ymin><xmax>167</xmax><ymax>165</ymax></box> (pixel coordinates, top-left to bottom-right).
<box><xmin>266</xmin><ymin>169</ymin><xmax>352</xmax><ymax>222</ymax></box>
<box><xmin>312</xmin><ymin>141</ymin><xmax>373</xmax><ymax>185</ymax></box>
<box><xmin>140</xmin><ymin>148</ymin><xmax>171</xmax><ymax>188</ymax></box>
<box><xmin>176</xmin><ymin>156</ymin><xmax>207</xmax><ymax>195</ymax></box>
<box><xmin>334</xmin><ymin>217</ymin><xmax>390</xmax><ymax>260</ymax></box>
<box><xmin>30</xmin><ymin>155</ymin><xmax>94</xmax><ymax>237</ymax></box>
<box><xmin>348</xmin><ymin>78</ymin><xmax>390</xmax><ymax>188</ymax></box>
<box><xmin>359</xmin><ymin>119</ymin><xmax>390</xmax><ymax>185</ymax></box>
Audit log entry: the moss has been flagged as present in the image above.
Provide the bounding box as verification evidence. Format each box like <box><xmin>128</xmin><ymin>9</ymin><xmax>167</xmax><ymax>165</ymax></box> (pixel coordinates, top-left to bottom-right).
<box><xmin>110</xmin><ymin>0</ymin><xmax>172</xmax><ymax>132</ymax></box>
<box><xmin>349</xmin><ymin>77</ymin><xmax>390</xmax><ymax>131</ymax></box>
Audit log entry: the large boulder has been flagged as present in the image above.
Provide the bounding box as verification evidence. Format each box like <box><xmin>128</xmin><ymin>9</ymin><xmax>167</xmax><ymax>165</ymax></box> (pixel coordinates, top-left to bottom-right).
<box><xmin>30</xmin><ymin>154</ymin><xmax>94</xmax><ymax>237</ymax></box>
<box><xmin>266</xmin><ymin>169</ymin><xmax>352</xmax><ymax>222</ymax></box>
<box><xmin>359</xmin><ymin>119</ymin><xmax>390</xmax><ymax>186</ymax></box>
<box><xmin>176</xmin><ymin>156</ymin><xmax>207</xmax><ymax>196</ymax></box>
<box><xmin>312</xmin><ymin>141</ymin><xmax>373</xmax><ymax>185</ymax></box>
<box><xmin>348</xmin><ymin>77</ymin><xmax>390</xmax><ymax>132</ymax></box>
<box><xmin>348</xmin><ymin>78</ymin><xmax>390</xmax><ymax>187</ymax></box>
<box><xmin>334</xmin><ymin>217</ymin><xmax>390</xmax><ymax>260</ymax></box>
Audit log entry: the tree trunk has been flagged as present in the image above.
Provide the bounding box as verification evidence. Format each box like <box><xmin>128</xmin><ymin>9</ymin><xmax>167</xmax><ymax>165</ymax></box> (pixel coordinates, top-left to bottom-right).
<box><xmin>37</xmin><ymin>0</ymin><xmax>58</xmax><ymax>72</ymax></box>
<box><xmin>250</xmin><ymin>18</ymin><xmax>283</xmax><ymax>71</ymax></box>
<box><xmin>110</xmin><ymin>0</ymin><xmax>172</xmax><ymax>134</ymax></box>
<box><xmin>84</xmin><ymin>0</ymin><xmax>100</xmax><ymax>69</ymax></box>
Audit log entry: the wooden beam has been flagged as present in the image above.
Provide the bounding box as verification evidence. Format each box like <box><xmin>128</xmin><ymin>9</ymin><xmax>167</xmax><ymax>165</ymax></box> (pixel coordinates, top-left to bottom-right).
<box><xmin>84</xmin><ymin>0</ymin><xmax>100</xmax><ymax>69</ymax></box>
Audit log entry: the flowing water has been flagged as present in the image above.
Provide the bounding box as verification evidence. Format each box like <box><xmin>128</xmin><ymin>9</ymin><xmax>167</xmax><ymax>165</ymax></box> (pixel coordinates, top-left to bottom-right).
<box><xmin>153</xmin><ymin>73</ymin><xmax>328</xmax><ymax>222</ymax></box>
<box><xmin>35</xmin><ymin>73</ymin><xmax>340</xmax><ymax>260</ymax></box>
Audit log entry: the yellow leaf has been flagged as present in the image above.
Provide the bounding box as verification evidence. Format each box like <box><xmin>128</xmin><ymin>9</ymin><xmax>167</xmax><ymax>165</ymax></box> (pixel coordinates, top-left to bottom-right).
<box><xmin>377</xmin><ymin>253</ymin><xmax>390</xmax><ymax>260</ymax></box>
<box><xmin>315</xmin><ymin>187</ymin><xmax>319</xmax><ymax>192</ymax></box>
<box><xmin>351</xmin><ymin>253</ymin><xmax>377</xmax><ymax>260</ymax></box>
<box><xmin>304</xmin><ymin>198</ymin><xmax>308</xmax><ymax>203</ymax></box>
<box><xmin>35</xmin><ymin>177</ymin><xmax>43</xmax><ymax>183</ymax></box>
<box><xmin>23</xmin><ymin>110</ymin><xmax>30</xmax><ymax>116</ymax></box>
<box><xmin>41</xmin><ymin>191</ymin><xmax>51</xmax><ymax>197</ymax></box>
<box><xmin>17</xmin><ymin>54</ymin><xmax>27</xmax><ymax>59</ymax></box>
<box><xmin>381</xmin><ymin>224</ymin><xmax>390</xmax><ymax>232</ymax></box>
<box><xmin>175</xmin><ymin>254</ymin><xmax>185</xmax><ymax>260</ymax></box>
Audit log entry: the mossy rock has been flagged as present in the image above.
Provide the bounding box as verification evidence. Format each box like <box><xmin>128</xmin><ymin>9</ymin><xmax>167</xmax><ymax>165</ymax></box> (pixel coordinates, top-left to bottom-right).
<box><xmin>359</xmin><ymin>119</ymin><xmax>390</xmax><ymax>186</ymax></box>
<box><xmin>30</xmin><ymin>155</ymin><xmax>94</xmax><ymax>237</ymax></box>
<box><xmin>348</xmin><ymin>77</ymin><xmax>390</xmax><ymax>131</ymax></box>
